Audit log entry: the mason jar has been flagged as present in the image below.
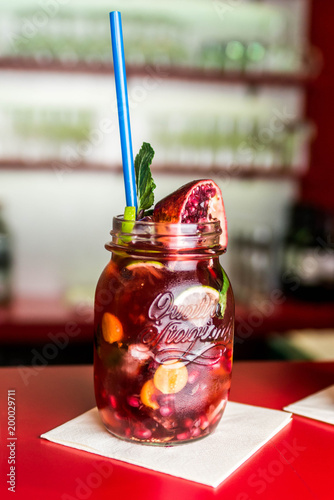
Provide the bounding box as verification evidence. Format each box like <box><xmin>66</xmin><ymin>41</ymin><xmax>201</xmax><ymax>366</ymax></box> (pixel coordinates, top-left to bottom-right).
<box><xmin>94</xmin><ymin>216</ymin><xmax>234</xmax><ymax>445</ymax></box>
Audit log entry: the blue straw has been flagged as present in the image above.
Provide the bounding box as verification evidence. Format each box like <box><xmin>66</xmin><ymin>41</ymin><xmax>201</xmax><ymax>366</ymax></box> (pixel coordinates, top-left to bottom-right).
<box><xmin>109</xmin><ymin>11</ymin><xmax>137</xmax><ymax>211</ymax></box>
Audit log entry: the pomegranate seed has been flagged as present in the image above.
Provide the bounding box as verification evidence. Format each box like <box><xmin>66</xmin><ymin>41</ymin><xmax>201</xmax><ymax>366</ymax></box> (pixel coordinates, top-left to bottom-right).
<box><xmin>200</xmin><ymin>415</ymin><xmax>209</xmax><ymax>430</ymax></box>
<box><xmin>181</xmin><ymin>183</ymin><xmax>217</xmax><ymax>223</ymax></box>
<box><xmin>114</xmin><ymin>411</ymin><xmax>125</xmax><ymax>421</ymax></box>
<box><xmin>183</xmin><ymin>418</ymin><xmax>193</xmax><ymax>429</ymax></box>
<box><xmin>127</xmin><ymin>395</ymin><xmax>140</xmax><ymax>407</ymax></box>
<box><xmin>190</xmin><ymin>427</ymin><xmax>201</xmax><ymax>437</ymax></box>
<box><xmin>177</xmin><ymin>431</ymin><xmax>190</xmax><ymax>441</ymax></box>
<box><xmin>134</xmin><ymin>427</ymin><xmax>152</xmax><ymax>440</ymax></box>
<box><xmin>109</xmin><ymin>395</ymin><xmax>117</xmax><ymax>408</ymax></box>
<box><xmin>125</xmin><ymin>427</ymin><xmax>131</xmax><ymax>438</ymax></box>
<box><xmin>193</xmin><ymin>417</ymin><xmax>201</xmax><ymax>428</ymax></box>
<box><xmin>160</xmin><ymin>406</ymin><xmax>173</xmax><ymax>417</ymax></box>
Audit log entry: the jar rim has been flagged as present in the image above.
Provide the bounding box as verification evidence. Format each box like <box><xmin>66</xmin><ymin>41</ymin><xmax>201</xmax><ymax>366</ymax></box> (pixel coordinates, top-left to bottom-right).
<box><xmin>105</xmin><ymin>215</ymin><xmax>226</xmax><ymax>257</ymax></box>
<box><xmin>114</xmin><ymin>214</ymin><xmax>221</xmax><ymax>228</ymax></box>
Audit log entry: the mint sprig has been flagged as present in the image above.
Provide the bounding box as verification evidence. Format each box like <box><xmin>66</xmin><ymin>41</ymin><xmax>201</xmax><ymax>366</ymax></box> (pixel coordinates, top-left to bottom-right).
<box><xmin>134</xmin><ymin>142</ymin><xmax>156</xmax><ymax>219</ymax></box>
<box><xmin>219</xmin><ymin>269</ymin><xmax>230</xmax><ymax>318</ymax></box>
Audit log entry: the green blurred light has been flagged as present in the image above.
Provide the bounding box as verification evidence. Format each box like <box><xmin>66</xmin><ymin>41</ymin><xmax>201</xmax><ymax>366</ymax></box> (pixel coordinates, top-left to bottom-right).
<box><xmin>246</xmin><ymin>42</ymin><xmax>266</xmax><ymax>62</ymax></box>
<box><xmin>225</xmin><ymin>41</ymin><xmax>245</xmax><ymax>61</ymax></box>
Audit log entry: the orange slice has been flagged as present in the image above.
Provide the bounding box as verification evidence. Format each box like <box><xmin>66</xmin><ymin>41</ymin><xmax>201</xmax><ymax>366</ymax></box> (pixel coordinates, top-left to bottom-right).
<box><xmin>140</xmin><ymin>379</ymin><xmax>159</xmax><ymax>410</ymax></box>
<box><xmin>153</xmin><ymin>361</ymin><xmax>188</xmax><ymax>394</ymax></box>
<box><xmin>101</xmin><ymin>313</ymin><xmax>123</xmax><ymax>343</ymax></box>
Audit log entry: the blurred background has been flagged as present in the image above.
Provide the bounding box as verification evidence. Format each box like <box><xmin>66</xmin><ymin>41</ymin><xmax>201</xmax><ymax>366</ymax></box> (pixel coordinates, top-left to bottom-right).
<box><xmin>0</xmin><ymin>0</ymin><xmax>333</xmax><ymax>365</ymax></box>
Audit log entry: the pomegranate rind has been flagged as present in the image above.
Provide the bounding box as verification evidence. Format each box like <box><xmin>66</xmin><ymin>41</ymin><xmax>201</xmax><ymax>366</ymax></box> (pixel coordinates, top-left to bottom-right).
<box><xmin>153</xmin><ymin>179</ymin><xmax>228</xmax><ymax>248</ymax></box>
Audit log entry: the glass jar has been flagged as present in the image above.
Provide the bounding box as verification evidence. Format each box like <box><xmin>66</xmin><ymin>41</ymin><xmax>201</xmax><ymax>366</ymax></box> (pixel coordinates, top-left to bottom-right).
<box><xmin>94</xmin><ymin>216</ymin><xmax>234</xmax><ymax>445</ymax></box>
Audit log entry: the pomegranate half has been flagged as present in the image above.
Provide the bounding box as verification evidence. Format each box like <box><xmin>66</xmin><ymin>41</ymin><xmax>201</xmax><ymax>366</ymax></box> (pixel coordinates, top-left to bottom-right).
<box><xmin>153</xmin><ymin>179</ymin><xmax>228</xmax><ymax>248</ymax></box>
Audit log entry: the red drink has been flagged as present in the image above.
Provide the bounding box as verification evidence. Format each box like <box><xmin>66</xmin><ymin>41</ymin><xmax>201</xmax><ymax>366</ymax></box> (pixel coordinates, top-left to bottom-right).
<box><xmin>94</xmin><ymin>217</ymin><xmax>234</xmax><ymax>445</ymax></box>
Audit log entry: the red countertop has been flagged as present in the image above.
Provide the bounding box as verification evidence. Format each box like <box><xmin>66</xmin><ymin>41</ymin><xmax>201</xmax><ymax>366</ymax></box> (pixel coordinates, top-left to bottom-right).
<box><xmin>0</xmin><ymin>361</ymin><xmax>333</xmax><ymax>499</ymax></box>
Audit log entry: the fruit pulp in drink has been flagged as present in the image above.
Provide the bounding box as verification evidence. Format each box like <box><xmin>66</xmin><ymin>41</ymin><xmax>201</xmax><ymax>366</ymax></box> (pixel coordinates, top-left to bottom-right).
<box><xmin>94</xmin><ymin>251</ymin><xmax>234</xmax><ymax>445</ymax></box>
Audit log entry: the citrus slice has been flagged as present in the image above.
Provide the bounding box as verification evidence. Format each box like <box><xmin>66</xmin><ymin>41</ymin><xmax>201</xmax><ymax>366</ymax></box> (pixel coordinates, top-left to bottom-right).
<box><xmin>140</xmin><ymin>379</ymin><xmax>159</xmax><ymax>409</ymax></box>
<box><xmin>174</xmin><ymin>285</ymin><xmax>220</xmax><ymax>327</ymax></box>
<box><xmin>126</xmin><ymin>261</ymin><xmax>164</xmax><ymax>271</ymax></box>
<box><xmin>125</xmin><ymin>261</ymin><xmax>164</xmax><ymax>284</ymax></box>
<box><xmin>153</xmin><ymin>361</ymin><xmax>188</xmax><ymax>394</ymax></box>
<box><xmin>101</xmin><ymin>313</ymin><xmax>123</xmax><ymax>343</ymax></box>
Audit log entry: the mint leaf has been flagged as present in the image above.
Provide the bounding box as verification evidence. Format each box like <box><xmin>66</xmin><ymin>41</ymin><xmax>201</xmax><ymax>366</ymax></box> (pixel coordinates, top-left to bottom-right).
<box><xmin>219</xmin><ymin>269</ymin><xmax>230</xmax><ymax>318</ymax></box>
<box><xmin>134</xmin><ymin>142</ymin><xmax>156</xmax><ymax>217</ymax></box>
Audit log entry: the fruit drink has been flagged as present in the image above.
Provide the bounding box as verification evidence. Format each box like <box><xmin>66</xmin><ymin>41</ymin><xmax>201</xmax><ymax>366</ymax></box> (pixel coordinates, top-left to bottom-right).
<box><xmin>94</xmin><ymin>178</ymin><xmax>234</xmax><ymax>445</ymax></box>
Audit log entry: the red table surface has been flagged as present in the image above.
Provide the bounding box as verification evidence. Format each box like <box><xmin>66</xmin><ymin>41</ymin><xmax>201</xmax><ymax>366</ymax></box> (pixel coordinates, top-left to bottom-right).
<box><xmin>0</xmin><ymin>361</ymin><xmax>333</xmax><ymax>500</ymax></box>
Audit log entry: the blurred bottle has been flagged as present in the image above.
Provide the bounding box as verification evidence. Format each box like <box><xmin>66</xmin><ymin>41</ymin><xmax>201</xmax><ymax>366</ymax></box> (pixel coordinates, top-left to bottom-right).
<box><xmin>281</xmin><ymin>203</ymin><xmax>334</xmax><ymax>302</ymax></box>
<box><xmin>229</xmin><ymin>225</ymin><xmax>278</xmax><ymax>306</ymax></box>
<box><xmin>0</xmin><ymin>204</ymin><xmax>13</xmax><ymax>306</ymax></box>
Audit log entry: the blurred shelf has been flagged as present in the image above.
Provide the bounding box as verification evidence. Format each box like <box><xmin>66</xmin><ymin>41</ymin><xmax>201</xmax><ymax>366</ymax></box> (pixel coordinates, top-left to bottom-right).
<box><xmin>0</xmin><ymin>159</ymin><xmax>307</xmax><ymax>180</ymax></box>
<box><xmin>153</xmin><ymin>164</ymin><xmax>306</xmax><ymax>180</ymax></box>
<box><xmin>0</xmin><ymin>159</ymin><xmax>123</xmax><ymax>175</ymax></box>
<box><xmin>0</xmin><ymin>57</ymin><xmax>320</xmax><ymax>87</ymax></box>
<box><xmin>1</xmin><ymin>296</ymin><xmax>333</xmax><ymax>346</ymax></box>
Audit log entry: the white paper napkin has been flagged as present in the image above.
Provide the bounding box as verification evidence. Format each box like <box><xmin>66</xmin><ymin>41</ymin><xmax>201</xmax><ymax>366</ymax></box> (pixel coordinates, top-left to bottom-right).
<box><xmin>284</xmin><ymin>385</ymin><xmax>334</xmax><ymax>426</ymax></box>
<box><xmin>40</xmin><ymin>402</ymin><xmax>291</xmax><ymax>488</ymax></box>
